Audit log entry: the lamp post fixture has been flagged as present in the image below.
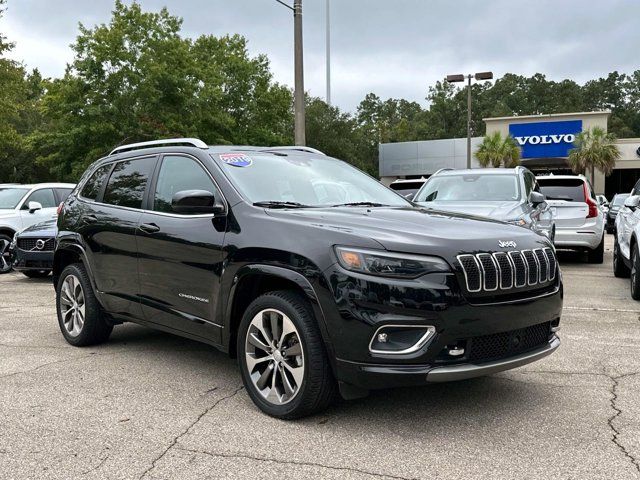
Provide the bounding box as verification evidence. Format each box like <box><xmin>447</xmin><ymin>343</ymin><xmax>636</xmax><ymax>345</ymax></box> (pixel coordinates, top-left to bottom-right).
<box><xmin>446</xmin><ymin>71</ymin><xmax>493</xmax><ymax>168</ymax></box>
<box><xmin>276</xmin><ymin>0</ymin><xmax>306</xmax><ymax>145</ymax></box>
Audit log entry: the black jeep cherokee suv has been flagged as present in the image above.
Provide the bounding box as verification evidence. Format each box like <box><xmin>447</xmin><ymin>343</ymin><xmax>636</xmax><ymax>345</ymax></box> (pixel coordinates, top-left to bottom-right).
<box><xmin>54</xmin><ymin>138</ymin><xmax>562</xmax><ymax>419</ymax></box>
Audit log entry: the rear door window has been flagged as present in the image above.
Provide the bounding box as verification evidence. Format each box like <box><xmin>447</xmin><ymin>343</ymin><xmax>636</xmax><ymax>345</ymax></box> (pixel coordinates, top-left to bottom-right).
<box><xmin>537</xmin><ymin>179</ymin><xmax>586</xmax><ymax>202</ymax></box>
<box><xmin>103</xmin><ymin>157</ymin><xmax>156</xmax><ymax>209</ymax></box>
<box><xmin>81</xmin><ymin>165</ymin><xmax>112</xmax><ymax>201</ymax></box>
<box><xmin>55</xmin><ymin>188</ymin><xmax>74</xmax><ymax>203</ymax></box>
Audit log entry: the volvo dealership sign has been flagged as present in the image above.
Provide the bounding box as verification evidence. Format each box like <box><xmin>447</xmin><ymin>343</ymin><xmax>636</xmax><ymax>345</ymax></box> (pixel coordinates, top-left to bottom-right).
<box><xmin>509</xmin><ymin>120</ymin><xmax>582</xmax><ymax>158</ymax></box>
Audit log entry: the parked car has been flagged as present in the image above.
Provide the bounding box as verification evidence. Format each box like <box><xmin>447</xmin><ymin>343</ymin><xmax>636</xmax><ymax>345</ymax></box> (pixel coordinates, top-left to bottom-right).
<box><xmin>536</xmin><ymin>175</ymin><xmax>604</xmax><ymax>263</ymax></box>
<box><xmin>413</xmin><ymin>167</ymin><xmax>555</xmax><ymax>240</ymax></box>
<box><xmin>54</xmin><ymin>138</ymin><xmax>562</xmax><ymax>419</ymax></box>
<box><xmin>0</xmin><ymin>183</ymin><xmax>75</xmax><ymax>274</ymax></box>
<box><xmin>9</xmin><ymin>219</ymin><xmax>57</xmax><ymax>278</ymax></box>
<box><xmin>389</xmin><ymin>178</ymin><xmax>427</xmax><ymax>201</ymax></box>
<box><xmin>606</xmin><ymin>193</ymin><xmax>630</xmax><ymax>233</ymax></box>
<box><xmin>596</xmin><ymin>194</ymin><xmax>609</xmax><ymax>212</ymax></box>
<box><xmin>613</xmin><ymin>177</ymin><xmax>640</xmax><ymax>297</ymax></box>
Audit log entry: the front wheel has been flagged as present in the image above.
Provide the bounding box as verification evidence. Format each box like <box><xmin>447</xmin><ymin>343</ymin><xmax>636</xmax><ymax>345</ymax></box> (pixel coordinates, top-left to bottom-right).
<box><xmin>588</xmin><ymin>235</ymin><xmax>604</xmax><ymax>264</ymax></box>
<box><xmin>632</xmin><ymin>245</ymin><xmax>640</xmax><ymax>300</ymax></box>
<box><xmin>56</xmin><ymin>263</ymin><xmax>113</xmax><ymax>346</ymax></box>
<box><xmin>613</xmin><ymin>236</ymin><xmax>630</xmax><ymax>278</ymax></box>
<box><xmin>237</xmin><ymin>290</ymin><xmax>336</xmax><ymax>419</ymax></box>
<box><xmin>0</xmin><ymin>234</ymin><xmax>13</xmax><ymax>274</ymax></box>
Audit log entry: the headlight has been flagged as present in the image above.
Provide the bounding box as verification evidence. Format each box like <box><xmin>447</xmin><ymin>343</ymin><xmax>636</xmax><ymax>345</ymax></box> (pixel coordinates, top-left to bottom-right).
<box><xmin>334</xmin><ymin>247</ymin><xmax>450</xmax><ymax>278</ymax></box>
<box><xmin>10</xmin><ymin>233</ymin><xmax>18</xmax><ymax>248</ymax></box>
<box><xmin>506</xmin><ymin>216</ymin><xmax>527</xmax><ymax>227</ymax></box>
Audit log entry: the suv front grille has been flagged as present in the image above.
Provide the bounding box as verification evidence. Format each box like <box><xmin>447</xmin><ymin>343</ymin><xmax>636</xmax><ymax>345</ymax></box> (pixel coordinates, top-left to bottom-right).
<box><xmin>468</xmin><ymin>322</ymin><xmax>551</xmax><ymax>363</ymax></box>
<box><xmin>17</xmin><ymin>238</ymin><xmax>54</xmax><ymax>252</ymax></box>
<box><xmin>457</xmin><ymin>247</ymin><xmax>556</xmax><ymax>294</ymax></box>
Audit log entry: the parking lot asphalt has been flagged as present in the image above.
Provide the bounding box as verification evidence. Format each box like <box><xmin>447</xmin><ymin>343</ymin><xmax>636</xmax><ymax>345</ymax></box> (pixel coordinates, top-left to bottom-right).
<box><xmin>1</xmin><ymin>235</ymin><xmax>640</xmax><ymax>480</ymax></box>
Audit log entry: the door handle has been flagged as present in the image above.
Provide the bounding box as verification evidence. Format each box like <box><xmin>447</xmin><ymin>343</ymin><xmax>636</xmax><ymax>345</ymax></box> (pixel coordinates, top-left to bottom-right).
<box><xmin>139</xmin><ymin>223</ymin><xmax>160</xmax><ymax>234</ymax></box>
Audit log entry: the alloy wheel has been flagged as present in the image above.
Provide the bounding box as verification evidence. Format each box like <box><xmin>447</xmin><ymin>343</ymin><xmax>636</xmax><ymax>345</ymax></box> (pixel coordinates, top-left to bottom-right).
<box><xmin>59</xmin><ymin>274</ymin><xmax>86</xmax><ymax>337</ymax></box>
<box><xmin>245</xmin><ymin>308</ymin><xmax>305</xmax><ymax>405</ymax></box>
<box><xmin>0</xmin><ymin>239</ymin><xmax>12</xmax><ymax>273</ymax></box>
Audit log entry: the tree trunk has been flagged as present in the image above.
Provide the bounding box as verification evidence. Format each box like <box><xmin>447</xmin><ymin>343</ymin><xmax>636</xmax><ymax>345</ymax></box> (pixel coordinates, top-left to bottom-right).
<box><xmin>591</xmin><ymin>165</ymin><xmax>595</xmax><ymax>190</ymax></box>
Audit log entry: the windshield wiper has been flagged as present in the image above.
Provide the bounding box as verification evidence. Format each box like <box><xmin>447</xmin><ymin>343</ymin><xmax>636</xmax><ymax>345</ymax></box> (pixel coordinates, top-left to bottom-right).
<box><xmin>330</xmin><ymin>201</ymin><xmax>390</xmax><ymax>207</ymax></box>
<box><xmin>253</xmin><ymin>201</ymin><xmax>311</xmax><ymax>209</ymax></box>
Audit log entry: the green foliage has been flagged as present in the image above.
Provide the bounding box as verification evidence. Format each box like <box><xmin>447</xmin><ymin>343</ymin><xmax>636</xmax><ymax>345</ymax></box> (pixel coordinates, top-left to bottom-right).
<box><xmin>1</xmin><ymin>0</ymin><xmax>640</xmax><ymax>184</ymax></box>
<box><xmin>568</xmin><ymin>127</ymin><xmax>621</xmax><ymax>180</ymax></box>
<box><xmin>475</xmin><ymin>131</ymin><xmax>521</xmax><ymax>168</ymax></box>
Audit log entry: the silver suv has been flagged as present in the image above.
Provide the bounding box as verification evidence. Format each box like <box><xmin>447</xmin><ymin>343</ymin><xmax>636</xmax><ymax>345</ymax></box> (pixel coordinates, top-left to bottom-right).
<box><xmin>0</xmin><ymin>183</ymin><xmax>75</xmax><ymax>273</ymax></box>
<box><xmin>536</xmin><ymin>175</ymin><xmax>605</xmax><ymax>264</ymax></box>
<box><xmin>413</xmin><ymin>167</ymin><xmax>555</xmax><ymax>240</ymax></box>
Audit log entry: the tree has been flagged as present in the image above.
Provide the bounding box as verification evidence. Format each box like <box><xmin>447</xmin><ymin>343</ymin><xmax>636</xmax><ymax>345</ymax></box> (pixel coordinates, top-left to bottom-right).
<box><xmin>567</xmin><ymin>126</ymin><xmax>621</xmax><ymax>183</ymax></box>
<box><xmin>475</xmin><ymin>131</ymin><xmax>521</xmax><ymax>168</ymax></box>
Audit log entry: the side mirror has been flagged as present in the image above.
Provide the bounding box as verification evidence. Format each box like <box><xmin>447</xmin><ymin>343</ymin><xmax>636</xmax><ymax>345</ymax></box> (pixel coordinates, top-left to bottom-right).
<box><xmin>28</xmin><ymin>201</ymin><xmax>42</xmax><ymax>213</ymax></box>
<box><xmin>171</xmin><ymin>190</ymin><xmax>225</xmax><ymax>215</ymax></box>
<box><xmin>624</xmin><ymin>195</ymin><xmax>640</xmax><ymax>211</ymax></box>
<box><xmin>529</xmin><ymin>191</ymin><xmax>546</xmax><ymax>206</ymax></box>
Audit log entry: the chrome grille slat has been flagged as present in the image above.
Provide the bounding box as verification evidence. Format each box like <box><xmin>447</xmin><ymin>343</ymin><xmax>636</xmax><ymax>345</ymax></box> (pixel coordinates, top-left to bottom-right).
<box><xmin>458</xmin><ymin>248</ymin><xmax>558</xmax><ymax>294</ymax></box>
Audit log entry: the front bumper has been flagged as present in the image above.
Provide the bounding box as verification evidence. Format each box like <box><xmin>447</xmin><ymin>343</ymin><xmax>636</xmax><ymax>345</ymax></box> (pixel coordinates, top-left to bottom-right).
<box><xmin>10</xmin><ymin>248</ymin><xmax>54</xmax><ymax>271</ymax></box>
<box><xmin>336</xmin><ymin>335</ymin><xmax>560</xmax><ymax>388</ymax></box>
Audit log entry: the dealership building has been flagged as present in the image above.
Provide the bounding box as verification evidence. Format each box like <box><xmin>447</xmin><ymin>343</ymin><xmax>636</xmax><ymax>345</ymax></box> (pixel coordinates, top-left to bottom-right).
<box><xmin>379</xmin><ymin>111</ymin><xmax>640</xmax><ymax>198</ymax></box>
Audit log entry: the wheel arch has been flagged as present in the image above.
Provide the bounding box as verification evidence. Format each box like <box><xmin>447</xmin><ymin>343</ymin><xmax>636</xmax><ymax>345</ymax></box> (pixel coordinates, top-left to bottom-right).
<box><xmin>0</xmin><ymin>227</ymin><xmax>16</xmax><ymax>239</ymax></box>
<box><xmin>53</xmin><ymin>243</ymin><xmax>97</xmax><ymax>292</ymax></box>
<box><xmin>224</xmin><ymin>264</ymin><xmax>335</xmax><ymax>368</ymax></box>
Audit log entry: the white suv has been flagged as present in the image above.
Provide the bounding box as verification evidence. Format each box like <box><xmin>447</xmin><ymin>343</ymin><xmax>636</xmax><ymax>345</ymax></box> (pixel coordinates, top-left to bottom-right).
<box><xmin>536</xmin><ymin>175</ymin><xmax>605</xmax><ymax>263</ymax></box>
<box><xmin>0</xmin><ymin>183</ymin><xmax>75</xmax><ymax>273</ymax></box>
<box><xmin>613</xmin><ymin>178</ymin><xmax>640</xmax><ymax>298</ymax></box>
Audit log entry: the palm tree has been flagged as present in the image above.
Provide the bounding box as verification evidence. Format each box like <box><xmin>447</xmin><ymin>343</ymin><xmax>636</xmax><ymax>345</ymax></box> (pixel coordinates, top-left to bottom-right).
<box><xmin>567</xmin><ymin>127</ymin><xmax>620</xmax><ymax>183</ymax></box>
<box><xmin>475</xmin><ymin>131</ymin><xmax>521</xmax><ymax>168</ymax></box>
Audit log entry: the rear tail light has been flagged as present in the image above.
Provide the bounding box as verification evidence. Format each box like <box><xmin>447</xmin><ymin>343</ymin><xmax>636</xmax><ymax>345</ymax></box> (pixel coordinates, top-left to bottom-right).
<box><xmin>584</xmin><ymin>183</ymin><xmax>598</xmax><ymax>218</ymax></box>
<box><xmin>56</xmin><ymin>202</ymin><xmax>64</xmax><ymax>216</ymax></box>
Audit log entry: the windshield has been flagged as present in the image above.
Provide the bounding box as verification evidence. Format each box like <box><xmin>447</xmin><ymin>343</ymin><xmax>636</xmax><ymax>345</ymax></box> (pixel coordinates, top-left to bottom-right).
<box><xmin>0</xmin><ymin>187</ymin><xmax>29</xmax><ymax>209</ymax></box>
<box><xmin>414</xmin><ymin>174</ymin><xmax>520</xmax><ymax>202</ymax></box>
<box><xmin>213</xmin><ymin>153</ymin><xmax>410</xmax><ymax>207</ymax></box>
<box><xmin>613</xmin><ymin>194</ymin><xmax>629</xmax><ymax>206</ymax></box>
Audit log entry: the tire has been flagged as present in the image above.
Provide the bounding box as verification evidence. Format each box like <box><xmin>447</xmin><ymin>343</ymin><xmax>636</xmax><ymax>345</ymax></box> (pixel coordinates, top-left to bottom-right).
<box><xmin>23</xmin><ymin>270</ymin><xmax>51</xmax><ymax>279</ymax></box>
<box><xmin>613</xmin><ymin>236</ymin><xmax>630</xmax><ymax>278</ymax></box>
<box><xmin>632</xmin><ymin>245</ymin><xmax>640</xmax><ymax>301</ymax></box>
<box><xmin>237</xmin><ymin>290</ymin><xmax>336</xmax><ymax>419</ymax></box>
<box><xmin>588</xmin><ymin>235</ymin><xmax>604</xmax><ymax>264</ymax></box>
<box><xmin>0</xmin><ymin>234</ymin><xmax>13</xmax><ymax>274</ymax></box>
<box><xmin>56</xmin><ymin>263</ymin><xmax>113</xmax><ymax>346</ymax></box>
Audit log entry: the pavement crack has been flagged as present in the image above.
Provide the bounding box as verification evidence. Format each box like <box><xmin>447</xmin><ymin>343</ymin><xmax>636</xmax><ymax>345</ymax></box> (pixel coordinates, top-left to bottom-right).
<box><xmin>607</xmin><ymin>372</ymin><xmax>640</xmax><ymax>474</ymax></box>
<box><xmin>138</xmin><ymin>385</ymin><xmax>244</xmax><ymax>479</ymax></box>
<box><xmin>175</xmin><ymin>447</ymin><xmax>419</xmax><ymax>480</ymax></box>
<box><xmin>82</xmin><ymin>455</ymin><xmax>109</xmax><ymax>475</ymax></box>
<box><xmin>0</xmin><ymin>353</ymin><xmax>97</xmax><ymax>380</ymax></box>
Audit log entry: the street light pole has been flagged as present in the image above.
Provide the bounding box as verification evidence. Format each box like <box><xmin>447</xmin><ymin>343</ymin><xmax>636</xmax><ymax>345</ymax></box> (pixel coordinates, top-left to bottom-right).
<box><xmin>326</xmin><ymin>0</ymin><xmax>331</xmax><ymax>105</ymax></box>
<box><xmin>446</xmin><ymin>71</ymin><xmax>493</xmax><ymax>169</ymax></box>
<box><xmin>293</xmin><ymin>0</ymin><xmax>306</xmax><ymax>145</ymax></box>
<box><xmin>466</xmin><ymin>74</ymin><xmax>472</xmax><ymax>169</ymax></box>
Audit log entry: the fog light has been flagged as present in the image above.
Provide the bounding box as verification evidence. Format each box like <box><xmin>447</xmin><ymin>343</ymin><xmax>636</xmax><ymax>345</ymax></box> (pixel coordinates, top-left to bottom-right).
<box><xmin>448</xmin><ymin>347</ymin><xmax>465</xmax><ymax>357</ymax></box>
<box><xmin>369</xmin><ymin>325</ymin><xmax>435</xmax><ymax>355</ymax></box>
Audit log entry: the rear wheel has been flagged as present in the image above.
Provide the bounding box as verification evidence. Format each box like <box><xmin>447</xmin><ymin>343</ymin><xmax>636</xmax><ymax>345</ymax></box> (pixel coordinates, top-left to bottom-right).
<box><xmin>237</xmin><ymin>290</ymin><xmax>336</xmax><ymax>419</ymax></box>
<box><xmin>56</xmin><ymin>263</ymin><xmax>113</xmax><ymax>346</ymax></box>
<box><xmin>588</xmin><ymin>235</ymin><xmax>604</xmax><ymax>264</ymax></box>
<box><xmin>23</xmin><ymin>270</ymin><xmax>51</xmax><ymax>279</ymax></box>
<box><xmin>613</xmin><ymin>235</ymin><xmax>630</xmax><ymax>278</ymax></box>
<box><xmin>631</xmin><ymin>245</ymin><xmax>640</xmax><ymax>300</ymax></box>
<box><xmin>0</xmin><ymin>234</ymin><xmax>13</xmax><ymax>274</ymax></box>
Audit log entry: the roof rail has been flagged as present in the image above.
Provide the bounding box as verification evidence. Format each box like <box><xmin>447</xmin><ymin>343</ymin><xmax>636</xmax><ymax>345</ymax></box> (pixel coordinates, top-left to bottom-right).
<box><xmin>262</xmin><ymin>146</ymin><xmax>326</xmax><ymax>156</ymax></box>
<box><xmin>432</xmin><ymin>168</ymin><xmax>454</xmax><ymax>176</ymax></box>
<box><xmin>109</xmin><ymin>138</ymin><xmax>208</xmax><ymax>156</ymax></box>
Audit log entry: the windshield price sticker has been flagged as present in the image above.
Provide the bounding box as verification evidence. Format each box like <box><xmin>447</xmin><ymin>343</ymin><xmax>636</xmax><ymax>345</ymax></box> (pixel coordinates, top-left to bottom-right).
<box><xmin>220</xmin><ymin>153</ymin><xmax>252</xmax><ymax>167</ymax></box>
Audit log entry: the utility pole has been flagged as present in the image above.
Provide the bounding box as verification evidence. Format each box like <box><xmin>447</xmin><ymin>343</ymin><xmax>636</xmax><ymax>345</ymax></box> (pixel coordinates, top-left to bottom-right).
<box><xmin>293</xmin><ymin>0</ymin><xmax>306</xmax><ymax>145</ymax></box>
<box><xmin>467</xmin><ymin>74</ymin><xmax>472</xmax><ymax>169</ymax></box>
<box><xmin>326</xmin><ymin>0</ymin><xmax>331</xmax><ymax>105</ymax></box>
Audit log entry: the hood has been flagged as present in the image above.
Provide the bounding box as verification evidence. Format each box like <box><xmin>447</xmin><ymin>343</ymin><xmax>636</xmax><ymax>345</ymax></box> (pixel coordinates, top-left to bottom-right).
<box><xmin>0</xmin><ymin>209</ymin><xmax>17</xmax><ymax>219</ymax></box>
<box><xmin>264</xmin><ymin>206</ymin><xmax>550</xmax><ymax>260</ymax></box>
<box><xmin>19</xmin><ymin>219</ymin><xmax>57</xmax><ymax>238</ymax></box>
<box><xmin>415</xmin><ymin>201</ymin><xmax>524</xmax><ymax>220</ymax></box>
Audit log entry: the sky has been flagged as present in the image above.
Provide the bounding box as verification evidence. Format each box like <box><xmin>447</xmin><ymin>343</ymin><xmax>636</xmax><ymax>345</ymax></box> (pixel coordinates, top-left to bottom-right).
<box><xmin>2</xmin><ymin>0</ymin><xmax>640</xmax><ymax>112</ymax></box>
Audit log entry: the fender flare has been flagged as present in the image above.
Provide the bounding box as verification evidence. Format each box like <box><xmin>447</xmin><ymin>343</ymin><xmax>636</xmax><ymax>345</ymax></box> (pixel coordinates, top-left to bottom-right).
<box><xmin>223</xmin><ymin>264</ymin><xmax>336</xmax><ymax>365</ymax></box>
<box><xmin>53</xmin><ymin>242</ymin><xmax>99</xmax><ymax>293</ymax></box>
